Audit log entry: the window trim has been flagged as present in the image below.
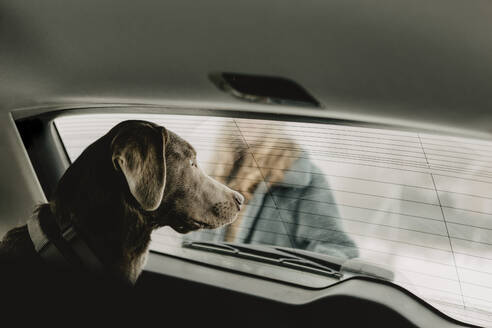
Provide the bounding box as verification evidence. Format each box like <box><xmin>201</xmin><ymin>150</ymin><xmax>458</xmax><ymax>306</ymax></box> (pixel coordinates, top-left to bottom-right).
<box><xmin>14</xmin><ymin>105</ymin><xmax>487</xmax><ymax>328</ymax></box>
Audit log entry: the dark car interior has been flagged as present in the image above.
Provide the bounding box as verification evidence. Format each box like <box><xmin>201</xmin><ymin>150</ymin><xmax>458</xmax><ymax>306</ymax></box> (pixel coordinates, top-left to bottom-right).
<box><xmin>1</xmin><ymin>1</ymin><xmax>491</xmax><ymax>327</ymax></box>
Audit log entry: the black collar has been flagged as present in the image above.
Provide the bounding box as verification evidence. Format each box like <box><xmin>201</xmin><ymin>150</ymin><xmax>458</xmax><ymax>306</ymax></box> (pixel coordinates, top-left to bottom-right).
<box><xmin>27</xmin><ymin>214</ymin><xmax>104</xmax><ymax>272</ymax></box>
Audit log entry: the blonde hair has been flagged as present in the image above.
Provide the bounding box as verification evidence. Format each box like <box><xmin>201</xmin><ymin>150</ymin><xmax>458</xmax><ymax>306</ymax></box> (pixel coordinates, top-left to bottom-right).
<box><xmin>207</xmin><ymin>123</ymin><xmax>300</xmax><ymax>241</ymax></box>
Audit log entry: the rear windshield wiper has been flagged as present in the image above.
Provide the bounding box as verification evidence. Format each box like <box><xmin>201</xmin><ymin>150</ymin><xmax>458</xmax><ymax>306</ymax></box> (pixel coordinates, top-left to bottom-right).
<box><xmin>182</xmin><ymin>241</ymin><xmax>394</xmax><ymax>281</ymax></box>
<box><xmin>182</xmin><ymin>241</ymin><xmax>343</xmax><ymax>279</ymax></box>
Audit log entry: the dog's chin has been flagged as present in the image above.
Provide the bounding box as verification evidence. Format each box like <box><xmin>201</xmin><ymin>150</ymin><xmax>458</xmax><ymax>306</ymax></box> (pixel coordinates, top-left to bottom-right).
<box><xmin>170</xmin><ymin>218</ymin><xmax>215</xmax><ymax>234</ymax></box>
<box><xmin>171</xmin><ymin>213</ymin><xmax>239</xmax><ymax>234</ymax></box>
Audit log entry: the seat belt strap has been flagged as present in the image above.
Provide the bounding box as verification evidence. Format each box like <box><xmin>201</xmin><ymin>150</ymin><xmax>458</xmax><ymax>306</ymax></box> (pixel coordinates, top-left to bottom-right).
<box><xmin>27</xmin><ymin>215</ymin><xmax>104</xmax><ymax>272</ymax></box>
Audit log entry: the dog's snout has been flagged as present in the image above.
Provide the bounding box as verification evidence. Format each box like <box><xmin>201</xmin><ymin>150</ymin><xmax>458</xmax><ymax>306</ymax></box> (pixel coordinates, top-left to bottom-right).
<box><xmin>233</xmin><ymin>192</ymin><xmax>244</xmax><ymax>210</ymax></box>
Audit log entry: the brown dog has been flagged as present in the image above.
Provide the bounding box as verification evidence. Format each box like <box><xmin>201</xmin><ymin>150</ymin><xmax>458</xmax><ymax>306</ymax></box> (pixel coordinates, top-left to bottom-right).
<box><xmin>0</xmin><ymin>120</ymin><xmax>244</xmax><ymax>284</ymax></box>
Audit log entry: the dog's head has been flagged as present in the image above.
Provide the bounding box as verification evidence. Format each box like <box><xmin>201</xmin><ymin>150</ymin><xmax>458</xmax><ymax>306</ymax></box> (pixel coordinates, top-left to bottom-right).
<box><xmin>112</xmin><ymin>120</ymin><xmax>244</xmax><ymax>233</ymax></box>
<box><xmin>56</xmin><ymin>120</ymin><xmax>244</xmax><ymax>234</ymax></box>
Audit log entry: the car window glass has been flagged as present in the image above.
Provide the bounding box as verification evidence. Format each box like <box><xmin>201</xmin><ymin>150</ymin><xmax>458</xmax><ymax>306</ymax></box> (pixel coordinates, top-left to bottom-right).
<box><xmin>55</xmin><ymin>113</ymin><xmax>492</xmax><ymax>327</ymax></box>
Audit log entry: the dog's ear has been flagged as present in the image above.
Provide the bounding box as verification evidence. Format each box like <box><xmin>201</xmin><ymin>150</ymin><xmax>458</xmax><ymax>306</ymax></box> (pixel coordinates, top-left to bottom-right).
<box><xmin>111</xmin><ymin>122</ymin><xmax>168</xmax><ymax>211</ymax></box>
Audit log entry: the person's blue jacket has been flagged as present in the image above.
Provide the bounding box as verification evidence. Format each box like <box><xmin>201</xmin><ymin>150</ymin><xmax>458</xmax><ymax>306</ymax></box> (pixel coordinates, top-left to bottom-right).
<box><xmin>187</xmin><ymin>156</ymin><xmax>359</xmax><ymax>260</ymax></box>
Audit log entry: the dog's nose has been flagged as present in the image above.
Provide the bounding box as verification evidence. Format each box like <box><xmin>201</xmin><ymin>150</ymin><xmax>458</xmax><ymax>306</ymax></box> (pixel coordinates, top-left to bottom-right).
<box><xmin>233</xmin><ymin>192</ymin><xmax>244</xmax><ymax>209</ymax></box>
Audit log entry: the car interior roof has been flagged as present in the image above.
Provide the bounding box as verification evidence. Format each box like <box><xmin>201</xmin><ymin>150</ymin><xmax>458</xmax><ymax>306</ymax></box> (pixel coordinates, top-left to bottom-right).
<box><xmin>1</xmin><ymin>0</ymin><xmax>492</xmax><ymax>137</ymax></box>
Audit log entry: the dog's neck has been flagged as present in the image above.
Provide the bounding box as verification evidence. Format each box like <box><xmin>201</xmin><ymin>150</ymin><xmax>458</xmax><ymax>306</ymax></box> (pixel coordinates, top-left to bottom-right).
<box><xmin>43</xmin><ymin>131</ymin><xmax>170</xmax><ymax>284</ymax></box>
<box><xmin>42</xmin><ymin>202</ymin><xmax>154</xmax><ymax>284</ymax></box>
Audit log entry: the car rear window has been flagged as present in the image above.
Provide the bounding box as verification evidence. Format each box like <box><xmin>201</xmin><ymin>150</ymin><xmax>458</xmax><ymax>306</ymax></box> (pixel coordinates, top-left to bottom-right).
<box><xmin>55</xmin><ymin>113</ymin><xmax>492</xmax><ymax>327</ymax></box>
